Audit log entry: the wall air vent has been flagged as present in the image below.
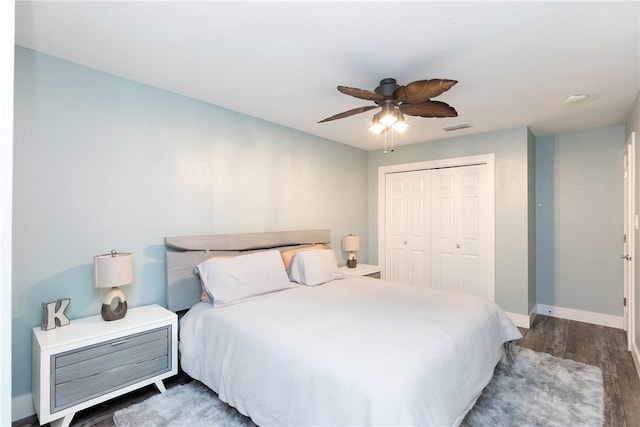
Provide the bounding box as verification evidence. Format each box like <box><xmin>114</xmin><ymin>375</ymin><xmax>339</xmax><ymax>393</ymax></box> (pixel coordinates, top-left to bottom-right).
<box><xmin>443</xmin><ymin>123</ymin><xmax>472</xmax><ymax>132</ymax></box>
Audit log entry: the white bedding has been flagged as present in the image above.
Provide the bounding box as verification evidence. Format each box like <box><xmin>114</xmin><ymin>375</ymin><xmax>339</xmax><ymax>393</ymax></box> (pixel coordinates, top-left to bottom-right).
<box><xmin>179</xmin><ymin>276</ymin><xmax>522</xmax><ymax>426</ymax></box>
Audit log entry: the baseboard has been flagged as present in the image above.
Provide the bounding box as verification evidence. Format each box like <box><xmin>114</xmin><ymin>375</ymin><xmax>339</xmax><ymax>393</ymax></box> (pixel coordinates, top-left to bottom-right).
<box><xmin>536</xmin><ymin>304</ymin><xmax>623</xmax><ymax>329</ymax></box>
<box><xmin>12</xmin><ymin>392</ymin><xmax>35</xmax><ymax>422</ymax></box>
<box><xmin>632</xmin><ymin>341</ymin><xmax>640</xmax><ymax>380</ymax></box>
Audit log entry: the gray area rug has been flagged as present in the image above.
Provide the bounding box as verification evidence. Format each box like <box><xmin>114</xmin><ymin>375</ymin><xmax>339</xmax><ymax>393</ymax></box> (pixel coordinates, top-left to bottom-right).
<box><xmin>461</xmin><ymin>347</ymin><xmax>603</xmax><ymax>426</ymax></box>
<box><xmin>113</xmin><ymin>347</ymin><xmax>603</xmax><ymax>427</ymax></box>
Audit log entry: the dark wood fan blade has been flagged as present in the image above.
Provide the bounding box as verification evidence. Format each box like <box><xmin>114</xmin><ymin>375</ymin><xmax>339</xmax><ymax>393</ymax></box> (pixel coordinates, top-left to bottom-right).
<box><xmin>399</xmin><ymin>100</ymin><xmax>458</xmax><ymax>118</ymax></box>
<box><xmin>402</xmin><ymin>79</ymin><xmax>458</xmax><ymax>104</ymax></box>
<box><xmin>318</xmin><ymin>105</ymin><xmax>379</xmax><ymax>123</ymax></box>
<box><xmin>337</xmin><ymin>86</ymin><xmax>386</xmax><ymax>103</ymax></box>
<box><xmin>392</xmin><ymin>85</ymin><xmax>407</xmax><ymax>103</ymax></box>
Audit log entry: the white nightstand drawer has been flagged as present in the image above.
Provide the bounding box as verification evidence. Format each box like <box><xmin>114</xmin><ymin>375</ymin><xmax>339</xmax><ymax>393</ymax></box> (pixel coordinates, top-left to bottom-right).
<box><xmin>52</xmin><ymin>325</ymin><xmax>172</xmax><ymax>413</ymax></box>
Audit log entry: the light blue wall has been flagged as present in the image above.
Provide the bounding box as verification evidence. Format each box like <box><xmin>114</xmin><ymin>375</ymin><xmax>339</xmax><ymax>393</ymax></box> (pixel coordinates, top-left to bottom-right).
<box><xmin>367</xmin><ymin>127</ymin><xmax>534</xmax><ymax>316</ymax></box>
<box><xmin>536</xmin><ymin>126</ymin><xmax>626</xmax><ymax>316</ymax></box>
<box><xmin>12</xmin><ymin>47</ymin><xmax>369</xmax><ymax>407</ymax></box>
<box><xmin>536</xmin><ymin>135</ymin><xmax>555</xmax><ymax>309</ymax></box>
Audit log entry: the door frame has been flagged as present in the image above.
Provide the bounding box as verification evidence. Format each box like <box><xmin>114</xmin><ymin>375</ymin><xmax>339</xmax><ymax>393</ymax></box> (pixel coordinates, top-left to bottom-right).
<box><xmin>378</xmin><ymin>154</ymin><xmax>495</xmax><ymax>301</ymax></box>
<box><xmin>625</xmin><ymin>132</ymin><xmax>637</xmax><ymax>353</ymax></box>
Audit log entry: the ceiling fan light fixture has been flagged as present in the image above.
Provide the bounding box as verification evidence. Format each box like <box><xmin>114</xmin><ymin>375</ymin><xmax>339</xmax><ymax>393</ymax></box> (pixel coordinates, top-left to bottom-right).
<box><xmin>369</xmin><ymin>122</ymin><xmax>386</xmax><ymax>134</ymax></box>
<box><xmin>379</xmin><ymin>113</ymin><xmax>397</xmax><ymax>127</ymax></box>
<box><xmin>379</xmin><ymin>104</ymin><xmax>399</xmax><ymax>127</ymax></box>
<box><xmin>392</xmin><ymin>120</ymin><xmax>409</xmax><ymax>132</ymax></box>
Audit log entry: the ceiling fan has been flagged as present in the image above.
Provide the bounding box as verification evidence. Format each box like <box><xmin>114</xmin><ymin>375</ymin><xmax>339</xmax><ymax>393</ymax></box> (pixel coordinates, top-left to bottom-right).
<box><xmin>319</xmin><ymin>77</ymin><xmax>458</xmax><ymax>134</ymax></box>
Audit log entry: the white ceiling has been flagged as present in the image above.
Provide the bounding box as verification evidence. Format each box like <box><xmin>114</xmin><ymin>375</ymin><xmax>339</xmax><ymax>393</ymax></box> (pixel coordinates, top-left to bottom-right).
<box><xmin>14</xmin><ymin>1</ymin><xmax>640</xmax><ymax>151</ymax></box>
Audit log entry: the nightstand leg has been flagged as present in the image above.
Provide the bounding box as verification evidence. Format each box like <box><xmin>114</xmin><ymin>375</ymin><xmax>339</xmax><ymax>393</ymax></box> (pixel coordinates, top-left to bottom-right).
<box><xmin>154</xmin><ymin>379</ymin><xmax>166</xmax><ymax>393</ymax></box>
<box><xmin>50</xmin><ymin>413</ymin><xmax>74</xmax><ymax>427</ymax></box>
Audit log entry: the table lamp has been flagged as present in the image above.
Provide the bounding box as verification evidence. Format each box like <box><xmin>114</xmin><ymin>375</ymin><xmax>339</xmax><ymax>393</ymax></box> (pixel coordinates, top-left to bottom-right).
<box><xmin>342</xmin><ymin>234</ymin><xmax>360</xmax><ymax>268</ymax></box>
<box><xmin>94</xmin><ymin>250</ymin><xmax>133</xmax><ymax>321</ymax></box>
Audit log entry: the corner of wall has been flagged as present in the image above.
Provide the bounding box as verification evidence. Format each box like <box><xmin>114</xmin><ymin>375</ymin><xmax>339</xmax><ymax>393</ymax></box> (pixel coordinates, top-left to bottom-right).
<box><xmin>12</xmin><ymin>393</ymin><xmax>34</xmax><ymax>422</ymax></box>
<box><xmin>527</xmin><ymin>128</ymin><xmax>536</xmax><ymax>314</ymax></box>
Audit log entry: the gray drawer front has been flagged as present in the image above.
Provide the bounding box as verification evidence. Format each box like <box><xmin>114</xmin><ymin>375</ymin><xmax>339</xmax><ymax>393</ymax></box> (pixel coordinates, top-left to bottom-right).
<box><xmin>365</xmin><ymin>271</ymin><xmax>381</xmax><ymax>279</ymax></box>
<box><xmin>51</xmin><ymin>325</ymin><xmax>172</xmax><ymax>413</ymax></box>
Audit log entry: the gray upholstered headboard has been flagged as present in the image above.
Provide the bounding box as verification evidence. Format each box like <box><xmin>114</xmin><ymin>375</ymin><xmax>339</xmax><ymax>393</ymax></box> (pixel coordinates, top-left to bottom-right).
<box><xmin>165</xmin><ymin>229</ymin><xmax>331</xmax><ymax>312</ymax></box>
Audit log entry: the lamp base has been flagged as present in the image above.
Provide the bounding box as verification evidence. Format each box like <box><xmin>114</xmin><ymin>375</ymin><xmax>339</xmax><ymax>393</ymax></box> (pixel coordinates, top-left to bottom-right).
<box><xmin>347</xmin><ymin>258</ymin><xmax>357</xmax><ymax>268</ymax></box>
<box><xmin>101</xmin><ymin>287</ymin><xmax>128</xmax><ymax>321</ymax></box>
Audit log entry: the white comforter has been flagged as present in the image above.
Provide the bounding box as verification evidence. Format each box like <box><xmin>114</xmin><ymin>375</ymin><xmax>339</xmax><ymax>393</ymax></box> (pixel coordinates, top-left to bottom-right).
<box><xmin>179</xmin><ymin>276</ymin><xmax>522</xmax><ymax>426</ymax></box>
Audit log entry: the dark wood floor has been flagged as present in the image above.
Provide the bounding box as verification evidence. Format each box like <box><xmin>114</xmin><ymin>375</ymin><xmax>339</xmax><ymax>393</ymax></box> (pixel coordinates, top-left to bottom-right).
<box><xmin>516</xmin><ymin>315</ymin><xmax>640</xmax><ymax>427</ymax></box>
<box><xmin>14</xmin><ymin>314</ymin><xmax>640</xmax><ymax>427</ymax></box>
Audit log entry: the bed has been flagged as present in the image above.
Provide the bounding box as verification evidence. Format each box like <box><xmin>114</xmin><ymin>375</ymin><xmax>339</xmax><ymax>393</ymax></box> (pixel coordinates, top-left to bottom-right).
<box><xmin>166</xmin><ymin>229</ymin><xmax>522</xmax><ymax>427</ymax></box>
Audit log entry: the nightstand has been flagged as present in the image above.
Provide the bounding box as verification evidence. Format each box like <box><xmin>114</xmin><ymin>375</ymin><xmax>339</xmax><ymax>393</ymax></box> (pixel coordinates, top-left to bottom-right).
<box><xmin>338</xmin><ymin>263</ymin><xmax>382</xmax><ymax>279</ymax></box>
<box><xmin>32</xmin><ymin>304</ymin><xmax>178</xmax><ymax>427</ymax></box>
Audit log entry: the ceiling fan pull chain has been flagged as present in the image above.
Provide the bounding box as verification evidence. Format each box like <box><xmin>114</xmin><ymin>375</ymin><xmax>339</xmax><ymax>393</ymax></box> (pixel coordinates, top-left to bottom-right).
<box><xmin>384</xmin><ymin>131</ymin><xmax>387</xmax><ymax>154</ymax></box>
<box><xmin>391</xmin><ymin>128</ymin><xmax>395</xmax><ymax>153</ymax></box>
<box><xmin>383</xmin><ymin>130</ymin><xmax>388</xmax><ymax>154</ymax></box>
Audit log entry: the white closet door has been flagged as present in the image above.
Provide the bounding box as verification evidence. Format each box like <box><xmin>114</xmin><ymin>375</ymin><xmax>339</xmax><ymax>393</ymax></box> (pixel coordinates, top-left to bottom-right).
<box><xmin>385</xmin><ymin>170</ymin><xmax>430</xmax><ymax>287</ymax></box>
<box><xmin>431</xmin><ymin>165</ymin><xmax>487</xmax><ymax>297</ymax></box>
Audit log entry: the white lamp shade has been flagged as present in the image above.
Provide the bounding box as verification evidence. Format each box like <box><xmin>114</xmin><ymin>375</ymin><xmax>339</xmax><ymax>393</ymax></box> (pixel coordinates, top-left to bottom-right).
<box><xmin>342</xmin><ymin>235</ymin><xmax>360</xmax><ymax>252</ymax></box>
<box><xmin>94</xmin><ymin>252</ymin><xmax>133</xmax><ymax>288</ymax></box>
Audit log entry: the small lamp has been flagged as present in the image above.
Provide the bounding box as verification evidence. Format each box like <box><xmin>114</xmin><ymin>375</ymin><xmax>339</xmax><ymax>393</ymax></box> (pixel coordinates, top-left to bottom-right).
<box><xmin>94</xmin><ymin>250</ymin><xmax>133</xmax><ymax>321</ymax></box>
<box><xmin>342</xmin><ymin>234</ymin><xmax>360</xmax><ymax>268</ymax></box>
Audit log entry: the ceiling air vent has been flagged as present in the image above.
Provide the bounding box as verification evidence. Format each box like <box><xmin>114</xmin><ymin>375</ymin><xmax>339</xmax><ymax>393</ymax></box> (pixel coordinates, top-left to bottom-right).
<box><xmin>443</xmin><ymin>123</ymin><xmax>471</xmax><ymax>132</ymax></box>
<box><xmin>564</xmin><ymin>94</ymin><xmax>588</xmax><ymax>104</ymax></box>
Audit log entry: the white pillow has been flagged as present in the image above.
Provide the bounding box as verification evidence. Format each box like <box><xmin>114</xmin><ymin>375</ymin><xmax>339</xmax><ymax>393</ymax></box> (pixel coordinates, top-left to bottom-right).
<box><xmin>288</xmin><ymin>249</ymin><xmax>345</xmax><ymax>286</ymax></box>
<box><xmin>197</xmin><ymin>250</ymin><xmax>295</xmax><ymax>307</ymax></box>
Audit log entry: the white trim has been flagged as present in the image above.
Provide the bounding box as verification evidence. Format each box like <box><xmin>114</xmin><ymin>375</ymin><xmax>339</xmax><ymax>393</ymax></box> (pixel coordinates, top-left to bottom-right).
<box><xmin>505</xmin><ymin>311</ymin><xmax>532</xmax><ymax>329</ymax></box>
<box><xmin>1</xmin><ymin>1</ymin><xmax>14</xmax><ymax>426</ymax></box>
<box><xmin>529</xmin><ymin>308</ymin><xmax>537</xmax><ymax>327</ymax></box>
<box><xmin>536</xmin><ymin>304</ymin><xmax>624</xmax><ymax>329</ymax></box>
<box><xmin>12</xmin><ymin>393</ymin><xmax>34</xmax><ymax>422</ymax></box>
<box><xmin>377</xmin><ymin>154</ymin><xmax>495</xmax><ymax>300</ymax></box>
<box><xmin>632</xmin><ymin>340</ymin><xmax>640</xmax><ymax>381</ymax></box>
<box><xmin>627</xmin><ymin>131</ymin><xmax>637</xmax><ymax>353</ymax></box>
